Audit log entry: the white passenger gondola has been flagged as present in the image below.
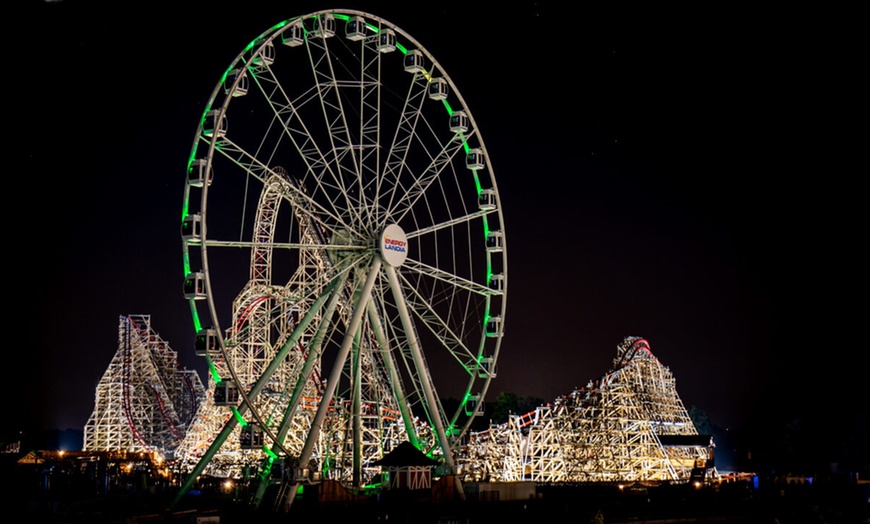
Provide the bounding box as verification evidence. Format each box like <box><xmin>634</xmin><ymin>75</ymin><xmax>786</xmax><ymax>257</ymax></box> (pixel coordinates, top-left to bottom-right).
<box><xmin>240</xmin><ymin>424</ymin><xmax>265</xmax><ymax>449</ymax></box>
<box><xmin>488</xmin><ymin>273</ymin><xmax>505</xmax><ymax>294</ymax></box>
<box><xmin>213</xmin><ymin>380</ymin><xmax>240</xmax><ymax>405</ymax></box>
<box><xmin>450</xmin><ymin>111</ymin><xmax>468</xmax><ymax>133</ymax></box>
<box><xmin>311</xmin><ymin>13</ymin><xmax>335</xmax><ymax>38</ymax></box>
<box><xmin>428</xmin><ymin>78</ymin><xmax>448</xmax><ymax>100</ymax></box>
<box><xmin>203</xmin><ymin>110</ymin><xmax>227</xmax><ymax>139</ymax></box>
<box><xmin>377</xmin><ymin>28</ymin><xmax>396</xmax><ymax>52</ymax></box>
<box><xmin>485</xmin><ymin>315</ymin><xmax>503</xmax><ymax>337</ymax></box>
<box><xmin>194</xmin><ymin>327</ymin><xmax>219</xmax><ymax>357</ymax></box>
<box><xmin>225</xmin><ymin>69</ymin><xmax>248</xmax><ymax>97</ymax></box>
<box><xmin>346</xmin><ymin>16</ymin><xmax>367</xmax><ymax>40</ymax></box>
<box><xmin>282</xmin><ymin>21</ymin><xmax>304</xmax><ymax>46</ymax></box>
<box><xmin>466</xmin><ymin>148</ymin><xmax>484</xmax><ymax>170</ymax></box>
<box><xmin>251</xmin><ymin>41</ymin><xmax>275</xmax><ymax>68</ymax></box>
<box><xmin>478</xmin><ymin>188</ymin><xmax>496</xmax><ymax>211</ymax></box>
<box><xmin>478</xmin><ymin>356</ymin><xmax>497</xmax><ymax>378</ymax></box>
<box><xmin>181</xmin><ymin>213</ymin><xmax>202</xmax><ymax>243</ymax></box>
<box><xmin>404</xmin><ymin>49</ymin><xmax>424</xmax><ymax>73</ymax></box>
<box><xmin>183</xmin><ymin>271</ymin><xmax>207</xmax><ymax>300</ymax></box>
<box><xmin>188</xmin><ymin>159</ymin><xmax>212</xmax><ymax>188</ymax></box>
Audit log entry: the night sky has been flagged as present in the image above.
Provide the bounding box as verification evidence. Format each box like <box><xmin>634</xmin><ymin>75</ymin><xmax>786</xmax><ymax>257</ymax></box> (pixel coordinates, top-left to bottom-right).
<box><xmin>13</xmin><ymin>1</ymin><xmax>863</xmax><ymax>459</ymax></box>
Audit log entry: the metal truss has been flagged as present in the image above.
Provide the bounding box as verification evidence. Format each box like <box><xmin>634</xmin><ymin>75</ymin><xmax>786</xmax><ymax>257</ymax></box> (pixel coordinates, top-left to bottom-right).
<box><xmin>457</xmin><ymin>337</ymin><xmax>716</xmax><ymax>484</ymax></box>
<box><xmin>83</xmin><ymin>315</ymin><xmax>205</xmax><ymax>459</ymax></box>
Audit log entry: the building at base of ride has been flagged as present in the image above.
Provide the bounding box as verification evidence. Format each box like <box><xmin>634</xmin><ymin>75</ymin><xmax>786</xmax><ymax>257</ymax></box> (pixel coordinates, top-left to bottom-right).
<box><xmin>372</xmin><ymin>441</ymin><xmax>439</xmax><ymax>491</ymax></box>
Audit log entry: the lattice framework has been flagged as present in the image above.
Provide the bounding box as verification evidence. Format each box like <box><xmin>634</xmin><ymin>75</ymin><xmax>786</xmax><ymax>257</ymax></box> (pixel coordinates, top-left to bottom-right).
<box><xmin>83</xmin><ymin>315</ymin><xmax>205</xmax><ymax>458</ymax></box>
<box><xmin>456</xmin><ymin>337</ymin><xmax>715</xmax><ymax>484</ymax></box>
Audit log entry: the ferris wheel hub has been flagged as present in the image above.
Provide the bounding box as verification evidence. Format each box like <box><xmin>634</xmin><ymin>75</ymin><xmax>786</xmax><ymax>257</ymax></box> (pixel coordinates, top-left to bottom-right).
<box><xmin>380</xmin><ymin>224</ymin><xmax>408</xmax><ymax>267</ymax></box>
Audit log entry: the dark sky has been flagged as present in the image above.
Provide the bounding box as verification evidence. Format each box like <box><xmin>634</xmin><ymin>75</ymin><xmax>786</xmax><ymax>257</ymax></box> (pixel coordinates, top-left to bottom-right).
<box><xmin>12</xmin><ymin>1</ymin><xmax>862</xmax><ymax>450</ymax></box>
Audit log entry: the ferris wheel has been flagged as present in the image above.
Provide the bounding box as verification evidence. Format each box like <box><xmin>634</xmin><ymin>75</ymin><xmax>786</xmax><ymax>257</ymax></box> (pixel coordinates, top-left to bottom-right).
<box><xmin>177</xmin><ymin>8</ymin><xmax>507</xmax><ymax>507</ymax></box>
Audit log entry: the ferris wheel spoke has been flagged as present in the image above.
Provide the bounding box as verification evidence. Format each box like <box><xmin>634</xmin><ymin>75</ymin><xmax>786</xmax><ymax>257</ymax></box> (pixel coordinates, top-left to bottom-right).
<box><xmin>245</xmin><ymin>46</ymin><xmax>359</xmax><ymax>230</ymax></box>
<box><xmin>402</xmin><ymin>257</ymin><xmax>495</xmax><ymax>298</ymax></box>
<box><xmin>201</xmin><ymin>238</ymin><xmax>365</xmax><ymax>251</ymax></box>
<box><xmin>395</xmin><ymin>267</ymin><xmax>479</xmax><ymax>370</ymax></box>
<box><xmin>405</xmin><ymin>208</ymin><xmax>495</xmax><ymax>240</ymax></box>
<box><xmin>377</xmin><ymin>71</ymin><xmax>429</xmax><ymax>221</ymax></box>
<box><xmin>220</xmin><ymin>69</ymin><xmax>357</xmax><ymax>240</ymax></box>
<box><xmin>386</xmin><ymin>129</ymin><xmax>471</xmax><ymax>225</ymax></box>
<box><xmin>303</xmin><ymin>35</ymin><xmax>372</xmax><ymax>230</ymax></box>
<box><xmin>212</xmin><ymin>136</ymin><xmax>356</xmax><ymax>236</ymax></box>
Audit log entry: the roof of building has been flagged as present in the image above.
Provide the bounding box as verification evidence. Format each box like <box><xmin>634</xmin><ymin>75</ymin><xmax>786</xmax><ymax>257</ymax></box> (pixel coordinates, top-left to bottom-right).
<box><xmin>372</xmin><ymin>441</ymin><xmax>439</xmax><ymax>467</ymax></box>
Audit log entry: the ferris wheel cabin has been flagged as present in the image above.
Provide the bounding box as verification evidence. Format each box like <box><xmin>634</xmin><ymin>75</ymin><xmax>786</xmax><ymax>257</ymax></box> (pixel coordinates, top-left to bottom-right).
<box><xmin>466</xmin><ymin>148</ymin><xmax>485</xmax><ymax>170</ymax></box>
<box><xmin>450</xmin><ymin>111</ymin><xmax>469</xmax><ymax>133</ymax></box>
<box><xmin>224</xmin><ymin>69</ymin><xmax>248</xmax><ymax>97</ymax></box>
<box><xmin>479</xmin><ymin>188</ymin><xmax>497</xmax><ymax>211</ymax></box>
<box><xmin>240</xmin><ymin>424</ymin><xmax>265</xmax><ymax>449</ymax></box>
<box><xmin>404</xmin><ymin>49</ymin><xmax>424</xmax><ymax>73</ymax></box>
<box><xmin>428</xmin><ymin>78</ymin><xmax>448</xmax><ymax>100</ymax></box>
<box><xmin>282</xmin><ymin>21</ymin><xmax>304</xmax><ymax>47</ymax></box>
<box><xmin>213</xmin><ymin>380</ymin><xmax>240</xmax><ymax>406</ymax></box>
<box><xmin>203</xmin><ymin>110</ymin><xmax>227</xmax><ymax>139</ymax></box>
<box><xmin>486</xmin><ymin>315</ymin><xmax>503</xmax><ymax>337</ymax></box>
<box><xmin>488</xmin><ymin>272</ymin><xmax>505</xmax><ymax>293</ymax></box>
<box><xmin>478</xmin><ymin>355</ymin><xmax>497</xmax><ymax>378</ymax></box>
<box><xmin>311</xmin><ymin>13</ymin><xmax>336</xmax><ymax>39</ymax></box>
<box><xmin>183</xmin><ymin>271</ymin><xmax>206</xmax><ymax>300</ymax></box>
<box><xmin>181</xmin><ymin>214</ymin><xmax>202</xmax><ymax>244</ymax></box>
<box><xmin>188</xmin><ymin>159</ymin><xmax>212</xmax><ymax>188</ymax></box>
<box><xmin>194</xmin><ymin>327</ymin><xmax>219</xmax><ymax>357</ymax></box>
<box><xmin>346</xmin><ymin>16</ymin><xmax>367</xmax><ymax>40</ymax></box>
<box><xmin>486</xmin><ymin>230</ymin><xmax>504</xmax><ymax>252</ymax></box>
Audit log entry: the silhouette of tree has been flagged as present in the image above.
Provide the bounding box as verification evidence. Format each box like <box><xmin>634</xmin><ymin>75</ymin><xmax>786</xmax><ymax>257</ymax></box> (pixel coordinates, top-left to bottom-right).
<box><xmin>688</xmin><ymin>405</ymin><xmax>713</xmax><ymax>436</ymax></box>
<box><xmin>490</xmin><ymin>392</ymin><xmax>518</xmax><ymax>424</ymax></box>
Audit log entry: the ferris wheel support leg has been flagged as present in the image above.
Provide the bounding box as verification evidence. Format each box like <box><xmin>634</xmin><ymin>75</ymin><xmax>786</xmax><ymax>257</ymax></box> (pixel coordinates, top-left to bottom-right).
<box><xmin>250</xmin><ymin>273</ymin><xmax>349</xmax><ymax>509</ymax></box>
<box><xmin>175</xmin><ymin>275</ymin><xmax>347</xmax><ymax>511</ymax></box>
<box><xmin>281</xmin><ymin>256</ymin><xmax>383</xmax><ymax>511</ymax></box>
<box><xmin>353</xmin><ymin>327</ymin><xmax>363</xmax><ymax>487</ymax></box>
<box><xmin>366</xmin><ymin>300</ymin><xmax>420</xmax><ymax>448</ymax></box>
<box><xmin>384</xmin><ymin>264</ymin><xmax>466</xmax><ymax>501</ymax></box>
<box><xmin>170</xmin><ymin>415</ymin><xmax>240</xmax><ymax>510</ymax></box>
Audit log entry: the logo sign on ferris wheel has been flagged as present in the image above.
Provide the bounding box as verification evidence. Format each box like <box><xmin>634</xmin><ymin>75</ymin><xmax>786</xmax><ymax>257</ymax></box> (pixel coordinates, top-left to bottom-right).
<box><xmin>380</xmin><ymin>224</ymin><xmax>408</xmax><ymax>267</ymax></box>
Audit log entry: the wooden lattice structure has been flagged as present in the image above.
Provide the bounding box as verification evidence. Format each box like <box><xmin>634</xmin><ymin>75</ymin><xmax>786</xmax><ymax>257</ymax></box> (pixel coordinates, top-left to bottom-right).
<box><xmin>457</xmin><ymin>337</ymin><xmax>716</xmax><ymax>484</ymax></box>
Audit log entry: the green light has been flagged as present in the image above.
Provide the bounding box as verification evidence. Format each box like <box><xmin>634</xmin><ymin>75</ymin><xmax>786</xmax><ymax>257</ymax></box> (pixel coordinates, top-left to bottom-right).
<box><xmin>231</xmin><ymin>406</ymin><xmax>247</xmax><ymax>427</ymax></box>
<box><xmin>396</xmin><ymin>42</ymin><xmax>407</xmax><ymax>54</ymax></box>
<box><xmin>208</xmin><ymin>357</ymin><xmax>220</xmax><ymax>382</ymax></box>
<box><xmin>263</xmin><ymin>445</ymin><xmax>277</xmax><ymax>459</ymax></box>
<box><xmin>190</xmin><ymin>303</ymin><xmax>202</xmax><ymax>333</ymax></box>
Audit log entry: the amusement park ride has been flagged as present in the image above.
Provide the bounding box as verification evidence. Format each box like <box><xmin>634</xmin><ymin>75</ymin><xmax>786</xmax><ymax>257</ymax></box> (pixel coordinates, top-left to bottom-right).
<box><xmin>82</xmin><ymin>9</ymin><xmax>715</xmax><ymax>513</ymax></box>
